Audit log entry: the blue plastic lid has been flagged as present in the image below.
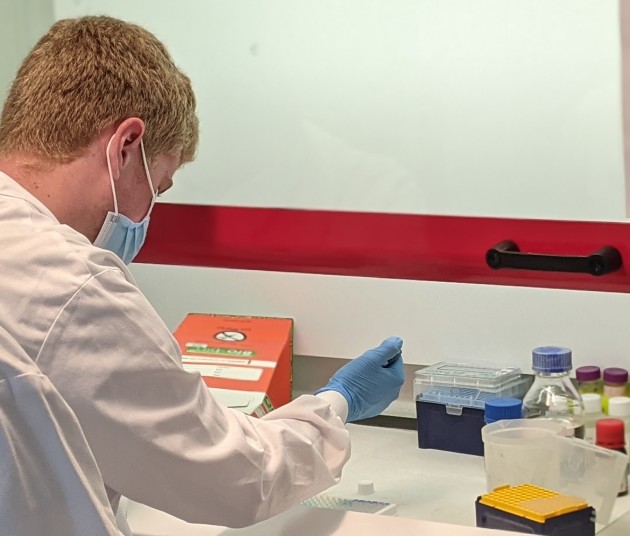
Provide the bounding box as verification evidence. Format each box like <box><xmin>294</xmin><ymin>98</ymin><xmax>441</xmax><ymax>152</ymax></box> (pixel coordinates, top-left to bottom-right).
<box><xmin>484</xmin><ymin>398</ymin><xmax>523</xmax><ymax>423</ymax></box>
<box><xmin>532</xmin><ymin>346</ymin><xmax>572</xmax><ymax>373</ymax></box>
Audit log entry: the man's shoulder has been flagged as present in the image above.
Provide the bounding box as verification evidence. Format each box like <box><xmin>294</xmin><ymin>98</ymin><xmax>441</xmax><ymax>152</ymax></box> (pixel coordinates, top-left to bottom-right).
<box><xmin>0</xmin><ymin>196</ymin><xmax>129</xmax><ymax>281</ymax></box>
<box><xmin>0</xmin><ymin>208</ymin><xmax>137</xmax><ymax>359</ymax></box>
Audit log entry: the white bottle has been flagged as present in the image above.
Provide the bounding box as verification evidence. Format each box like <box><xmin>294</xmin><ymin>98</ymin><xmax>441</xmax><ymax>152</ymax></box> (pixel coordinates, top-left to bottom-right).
<box><xmin>608</xmin><ymin>396</ymin><xmax>630</xmax><ymax>447</ymax></box>
<box><xmin>582</xmin><ymin>393</ymin><xmax>604</xmax><ymax>443</ymax></box>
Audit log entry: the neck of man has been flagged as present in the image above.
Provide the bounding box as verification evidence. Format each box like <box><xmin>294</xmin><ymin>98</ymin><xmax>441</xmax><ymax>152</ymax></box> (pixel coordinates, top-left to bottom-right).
<box><xmin>0</xmin><ymin>148</ymin><xmax>109</xmax><ymax>242</ymax></box>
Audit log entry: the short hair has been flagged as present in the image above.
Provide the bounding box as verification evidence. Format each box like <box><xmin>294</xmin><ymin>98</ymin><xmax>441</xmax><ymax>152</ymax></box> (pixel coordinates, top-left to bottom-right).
<box><xmin>0</xmin><ymin>16</ymin><xmax>199</xmax><ymax>165</ymax></box>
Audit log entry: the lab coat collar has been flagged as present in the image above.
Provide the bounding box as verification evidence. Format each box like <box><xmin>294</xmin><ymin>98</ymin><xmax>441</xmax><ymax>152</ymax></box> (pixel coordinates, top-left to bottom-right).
<box><xmin>0</xmin><ymin>170</ymin><xmax>60</xmax><ymax>223</ymax></box>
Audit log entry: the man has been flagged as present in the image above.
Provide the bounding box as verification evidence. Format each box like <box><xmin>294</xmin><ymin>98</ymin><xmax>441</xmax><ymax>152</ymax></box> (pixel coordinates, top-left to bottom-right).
<box><xmin>0</xmin><ymin>15</ymin><xmax>404</xmax><ymax>533</ymax></box>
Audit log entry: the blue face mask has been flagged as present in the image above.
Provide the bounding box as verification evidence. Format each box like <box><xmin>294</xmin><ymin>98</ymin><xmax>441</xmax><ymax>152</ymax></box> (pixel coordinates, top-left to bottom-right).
<box><xmin>93</xmin><ymin>136</ymin><xmax>157</xmax><ymax>264</ymax></box>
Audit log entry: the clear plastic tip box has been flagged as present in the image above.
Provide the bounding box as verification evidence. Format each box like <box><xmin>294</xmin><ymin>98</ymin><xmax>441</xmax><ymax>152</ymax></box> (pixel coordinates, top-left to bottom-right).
<box><xmin>414</xmin><ymin>362</ymin><xmax>532</xmax><ymax>456</ymax></box>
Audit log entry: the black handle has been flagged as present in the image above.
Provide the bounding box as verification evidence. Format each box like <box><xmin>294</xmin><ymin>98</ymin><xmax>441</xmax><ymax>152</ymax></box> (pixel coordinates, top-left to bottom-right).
<box><xmin>486</xmin><ymin>240</ymin><xmax>622</xmax><ymax>276</ymax></box>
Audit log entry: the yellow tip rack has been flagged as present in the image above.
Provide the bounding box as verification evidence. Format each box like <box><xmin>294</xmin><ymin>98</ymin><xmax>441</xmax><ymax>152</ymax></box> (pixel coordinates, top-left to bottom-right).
<box><xmin>476</xmin><ymin>484</ymin><xmax>595</xmax><ymax>536</ymax></box>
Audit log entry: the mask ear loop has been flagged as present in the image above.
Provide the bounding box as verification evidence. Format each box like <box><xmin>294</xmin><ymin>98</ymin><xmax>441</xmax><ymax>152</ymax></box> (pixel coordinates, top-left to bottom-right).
<box><xmin>140</xmin><ymin>139</ymin><xmax>158</xmax><ymax>217</ymax></box>
<box><xmin>105</xmin><ymin>135</ymin><xmax>120</xmax><ymax>215</ymax></box>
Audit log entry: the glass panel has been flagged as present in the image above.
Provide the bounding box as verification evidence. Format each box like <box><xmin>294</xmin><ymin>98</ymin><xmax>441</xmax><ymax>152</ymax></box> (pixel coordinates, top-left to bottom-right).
<box><xmin>51</xmin><ymin>1</ymin><xmax>628</xmax><ymax>221</ymax></box>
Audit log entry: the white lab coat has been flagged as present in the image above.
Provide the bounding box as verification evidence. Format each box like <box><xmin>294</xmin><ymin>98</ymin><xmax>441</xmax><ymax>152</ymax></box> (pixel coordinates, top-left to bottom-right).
<box><xmin>0</xmin><ymin>171</ymin><xmax>350</xmax><ymax>530</ymax></box>
<box><xmin>0</xmin><ymin>326</ymin><xmax>122</xmax><ymax>536</ymax></box>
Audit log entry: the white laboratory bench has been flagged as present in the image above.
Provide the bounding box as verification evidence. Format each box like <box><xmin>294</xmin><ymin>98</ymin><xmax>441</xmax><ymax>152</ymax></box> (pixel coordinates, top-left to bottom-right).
<box><xmin>126</xmin><ymin>423</ymin><xmax>630</xmax><ymax>536</ymax></box>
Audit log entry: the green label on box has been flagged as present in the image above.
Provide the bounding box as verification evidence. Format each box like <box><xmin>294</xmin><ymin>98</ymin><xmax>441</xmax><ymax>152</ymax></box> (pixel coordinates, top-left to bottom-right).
<box><xmin>186</xmin><ymin>345</ymin><xmax>256</xmax><ymax>357</ymax></box>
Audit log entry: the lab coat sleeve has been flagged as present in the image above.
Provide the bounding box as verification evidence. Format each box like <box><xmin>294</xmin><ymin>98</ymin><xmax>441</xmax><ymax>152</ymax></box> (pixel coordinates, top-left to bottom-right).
<box><xmin>316</xmin><ymin>389</ymin><xmax>349</xmax><ymax>422</ymax></box>
<box><xmin>35</xmin><ymin>268</ymin><xmax>350</xmax><ymax>528</ymax></box>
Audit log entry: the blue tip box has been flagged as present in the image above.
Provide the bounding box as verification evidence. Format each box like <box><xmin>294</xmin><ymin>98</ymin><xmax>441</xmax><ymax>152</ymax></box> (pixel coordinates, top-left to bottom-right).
<box><xmin>414</xmin><ymin>362</ymin><xmax>532</xmax><ymax>456</ymax></box>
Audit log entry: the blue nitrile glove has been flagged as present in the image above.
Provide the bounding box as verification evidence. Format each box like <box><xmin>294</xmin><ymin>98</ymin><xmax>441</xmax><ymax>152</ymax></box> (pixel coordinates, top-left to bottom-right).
<box><xmin>315</xmin><ymin>337</ymin><xmax>405</xmax><ymax>422</ymax></box>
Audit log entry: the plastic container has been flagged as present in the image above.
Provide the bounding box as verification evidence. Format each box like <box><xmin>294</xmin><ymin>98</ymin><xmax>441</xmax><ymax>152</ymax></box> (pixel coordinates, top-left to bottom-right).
<box><xmin>608</xmin><ymin>396</ymin><xmax>630</xmax><ymax>447</ymax></box>
<box><xmin>603</xmin><ymin>368</ymin><xmax>629</xmax><ymax>414</ymax></box>
<box><xmin>414</xmin><ymin>362</ymin><xmax>532</xmax><ymax>456</ymax></box>
<box><xmin>482</xmin><ymin>419</ymin><xmax>569</xmax><ymax>491</ymax></box>
<box><xmin>413</xmin><ymin>362</ymin><xmax>531</xmax><ymax>407</ymax></box>
<box><xmin>596</xmin><ymin>418</ymin><xmax>628</xmax><ymax>497</ymax></box>
<box><xmin>522</xmin><ymin>346</ymin><xmax>585</xmax><ymax>439</ymax></box>
<box><xmin>582</xmin><ymin>393</ymin><xmax>604</xmax><ymax>444</ymax></box>
<box><xmin>414</xmin><ymin>362</ymin><xmax>524</xmax><ymax>396</ymax></box>
<box><xmin>484</xmin><ymin>398</ymin><xmax>523</xmax><ymax>424</ymax></box>
<box><xmin>575</xmin><ymin>365</ymin><xmax>603</xmax><ymax>395</ymax></box>
<box><xmin>482</xmin><ymin>418</ymin><xmax>628</xmax><ymax>524</ymax></box>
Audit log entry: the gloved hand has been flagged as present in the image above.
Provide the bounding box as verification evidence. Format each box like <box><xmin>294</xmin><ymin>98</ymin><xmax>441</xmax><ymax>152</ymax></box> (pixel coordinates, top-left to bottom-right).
<box><xmin>315</xmin><ymin>337</ymin><xmax>405</xmax><ymax>422</ymax></box>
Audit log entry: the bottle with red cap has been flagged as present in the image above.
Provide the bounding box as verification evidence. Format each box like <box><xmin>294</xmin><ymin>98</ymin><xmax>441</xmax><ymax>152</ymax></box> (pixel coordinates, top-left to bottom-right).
<box><xmin>595</xmin><ymin>418</ymin><xmax>628</xmax><ymax>497</ymax></box>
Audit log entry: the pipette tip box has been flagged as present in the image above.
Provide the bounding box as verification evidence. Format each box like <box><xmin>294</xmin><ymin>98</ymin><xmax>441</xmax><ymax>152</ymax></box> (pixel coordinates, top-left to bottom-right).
<box><xmin>302</xmin><ymin>494</ymin><xmax>397</xmax><ymax>516</ymax></box>
<box><xmin>476</xmin><ymin>484</ymin><xmax>595</xmax><ymax>536</ymax></box>
<box><xmin>414</xmin><ymin>362</ymin><xmax>531</xmax><ymax>456</ymax></box>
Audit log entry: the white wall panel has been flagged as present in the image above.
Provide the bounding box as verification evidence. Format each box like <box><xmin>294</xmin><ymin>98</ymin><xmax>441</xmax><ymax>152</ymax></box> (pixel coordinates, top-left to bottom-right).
<box><xmin>0</xmin><ymin>0</ymin><xmax>54</xmax><ymax>105</ymax></box>
<box><xmin>131</xmin><ymin>264</ymin><xmax>630</xmax><ymax>373</ymax></box>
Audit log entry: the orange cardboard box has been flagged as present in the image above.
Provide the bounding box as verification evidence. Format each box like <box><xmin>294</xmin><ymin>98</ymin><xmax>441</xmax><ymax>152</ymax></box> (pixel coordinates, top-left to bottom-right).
<box><xmin>174</xmin><ymin>313</ymin><xmax>293</xmax><ymax>417</ymax></box>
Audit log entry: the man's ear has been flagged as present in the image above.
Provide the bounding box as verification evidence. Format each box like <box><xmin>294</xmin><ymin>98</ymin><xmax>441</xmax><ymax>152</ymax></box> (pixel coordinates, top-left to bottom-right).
<box><xmin>111</xmin><ymin>118</ymin><xmax>145</xmax><ymax>178</ymax></box>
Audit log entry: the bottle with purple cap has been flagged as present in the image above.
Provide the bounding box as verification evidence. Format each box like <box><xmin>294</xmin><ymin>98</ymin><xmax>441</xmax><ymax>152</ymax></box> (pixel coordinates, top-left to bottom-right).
<box><xmin>603</xmin><ymin>368</ymin><xmax>629</xmax><ymax>414</ymax></box>
<box><xmin>523</xmin><ymin>346</ymin><xmax>586</xmax><ymax>439</ymax></box>
<box><xmin>575</xmin><ymin>365</ymin><xmax>602</xmax><ymax>396</ymax></box>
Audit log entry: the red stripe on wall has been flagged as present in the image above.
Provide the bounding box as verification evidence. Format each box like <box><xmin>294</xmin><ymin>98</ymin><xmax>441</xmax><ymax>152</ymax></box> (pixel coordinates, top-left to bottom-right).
<box><xmin>135</xmin><ymin>203</ymin><xmax>630</xmax><ymax>293</ymax></box>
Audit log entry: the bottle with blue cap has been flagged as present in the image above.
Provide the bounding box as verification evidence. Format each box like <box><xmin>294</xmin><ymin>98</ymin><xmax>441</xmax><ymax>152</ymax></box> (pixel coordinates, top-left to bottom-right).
<box><xmin>484</xmin><ymin>398</ymin><xmax>523</xmax><ymax>424</ymax></box>
<box><xmin>522</xmin><ymin>346</ymin><xmax>586</xmax><ymax>439</ymax></box>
